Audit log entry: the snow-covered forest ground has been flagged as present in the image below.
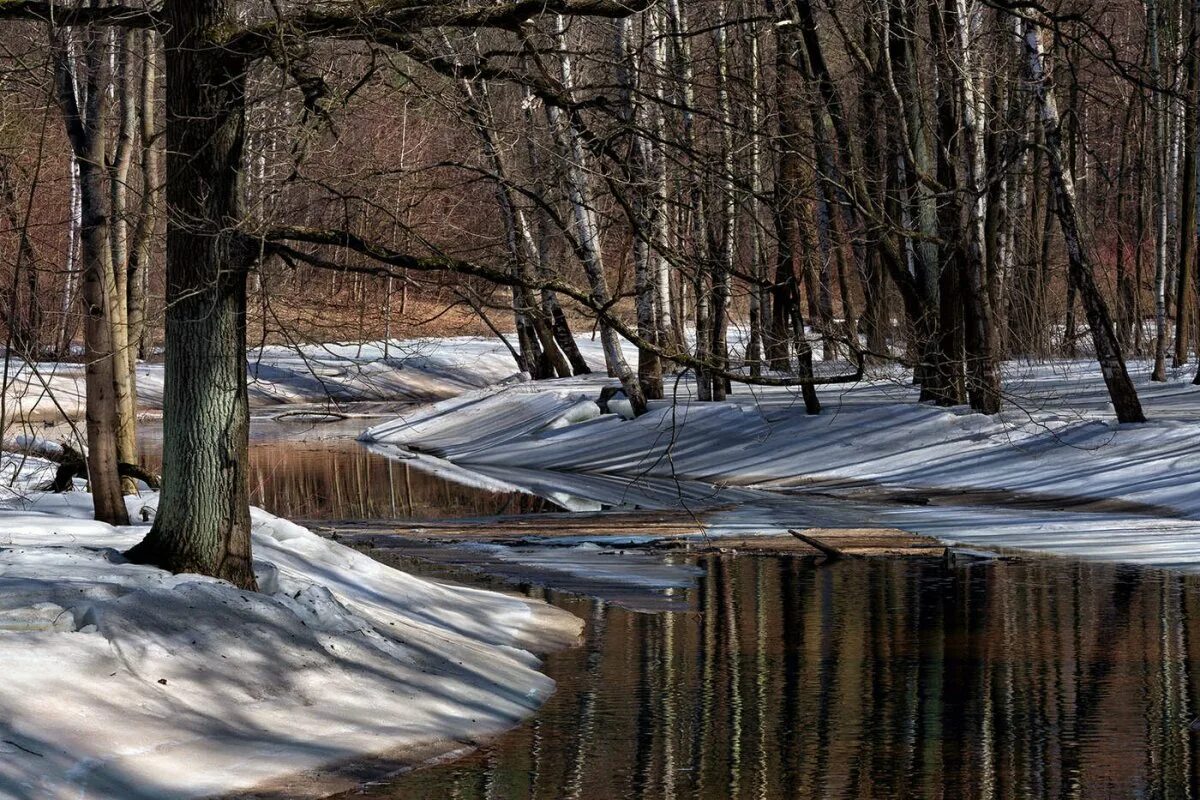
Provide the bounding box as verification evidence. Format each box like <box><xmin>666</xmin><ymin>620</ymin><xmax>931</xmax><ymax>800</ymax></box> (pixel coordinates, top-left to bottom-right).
<box><xmin>0</xmin><ymin>469</ymin><xmax>581</xmax><ymax>799</ymax></box>
<box><xmin>361</xmin><ymin>343</ymin><xmax>1200</xmax><ymax>571</ymax></box>
<box><xmin>0</xmin><ymin>340</ymin><xmax>610</xmax><ymax>798</ymax></box>
<box><xmin>2</xmin><ymin>337</ymin><xmax>583</xmax><ymax>423</ymax></box>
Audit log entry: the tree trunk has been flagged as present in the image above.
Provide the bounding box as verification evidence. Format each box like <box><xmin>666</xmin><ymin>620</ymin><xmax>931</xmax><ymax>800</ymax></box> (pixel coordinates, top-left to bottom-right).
<box><xmin>127</xmin><ymin>29</ymin><xmax>159</xmax><ymax>362</ymax></box>
<box><xmin>547</xmin><ymin>14</ymin><xmax>645</xmax><ymax>413</ymax></box>
<box><xmin>459</xmin><ymin>72</ymin><xmax>570</xmax><ymax>379</ymax></box>
<box><xmin>952</xmin><ymin>0</ymin><xmax>1001</xmax><ymax>413</ymax></box>
<box><xmin>1022</xmin><ymin>16</ymin><xmax>1146</xmax><ymax>423</ymax></box>
<box><xmin>710</xmin><ymin>0</ymin><xmax>734</xmax><ymax>402</ymax></box>
<box><xmin>109</xmin><ymin>27</ymin><xmax>139</xmax><ymax>490</ymax></box>
<box><xmin>53</xmin><ymin>26</ymin><xmax>128</xmax><ymax>525</ymax></box>
<box><xmin>620</xmin><ymin>16</ymin><xmax>665</xmax><ymax>400</ymax></box>
<box><xmin>1174</xmin><ymin>0</ymin><xmax>1199</xmax><ymax>367</ymax></box>
<box><xmin>520</xmin><ymin>85</ymin><xmax>590</xmax><ymax>376</ymax></box>
<box><xmin>126</xmin><ymin>0</ymin><xmax>257</xmax><ymax>588</ymax></box>
<box><xmin>1149</xmin><ymin>0</ymin><xmax>1169</xmax><ymax>381</ymax></box>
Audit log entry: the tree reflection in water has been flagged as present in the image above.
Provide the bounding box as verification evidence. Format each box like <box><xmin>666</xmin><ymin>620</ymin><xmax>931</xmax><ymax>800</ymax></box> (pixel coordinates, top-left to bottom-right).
<box><xmin>139</xmin><ymin>437</ymin><xmax>555</xmax><ymax>521</ymax></box>
<box><xmin>357</xmin><ymin>555</ymin><xmax>1200</xmax><ymax>800</ymax></box>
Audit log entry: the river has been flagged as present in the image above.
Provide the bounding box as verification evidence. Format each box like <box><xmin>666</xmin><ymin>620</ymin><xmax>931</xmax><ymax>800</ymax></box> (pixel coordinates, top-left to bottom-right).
<box><xmin>141</xmin><ymin>407</ymin><xmax>1200</xmax><ymax>799</ymax></box>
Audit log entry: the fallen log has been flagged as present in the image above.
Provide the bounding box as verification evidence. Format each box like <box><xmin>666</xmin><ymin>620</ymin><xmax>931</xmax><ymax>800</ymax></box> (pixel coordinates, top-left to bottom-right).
<box><xmin>41</xmin><ymin>443</ymin><xmax>161</xmax><ymax>492</ymax></box>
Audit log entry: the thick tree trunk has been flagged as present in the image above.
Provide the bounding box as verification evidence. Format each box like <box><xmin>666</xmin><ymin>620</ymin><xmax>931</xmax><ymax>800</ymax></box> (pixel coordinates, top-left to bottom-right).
<box><xmin>1023</xmin><ymin>16</ymin><xmax>1146</xmax><ymax>423</ymax></box>
<box><xmin>126</xmin><ymin>0</ymin><xmax>257</xmax><ymax>589</ymax></box>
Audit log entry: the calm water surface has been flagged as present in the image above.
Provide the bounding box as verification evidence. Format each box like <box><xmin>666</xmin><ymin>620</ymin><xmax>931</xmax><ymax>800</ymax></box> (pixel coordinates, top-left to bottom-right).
<box><xmin>137</xmin><ymin>411</ymin><xmax>555</xmax><ymax>520</ymax></box>
<box><xmin>355</xmin><ymin>556</ymin><xmax>1200</xmax><ymax>800</ymax></box>
<box><xmin>144</xmin><ymin>408</ymin><xmax>1200</xmax><ymax>799</ymax></box>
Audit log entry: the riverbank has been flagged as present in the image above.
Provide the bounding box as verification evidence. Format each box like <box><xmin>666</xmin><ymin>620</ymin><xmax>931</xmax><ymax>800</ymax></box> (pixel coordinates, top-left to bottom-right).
<box><xmin>9</xmin><ymin>338</ymin><xmax>1200</xmax><ymax>796</ymax></box>
<box><xmin>0</xmin><ymin>469</ymin><xmax>581</xmax><ymax>799</ymax></box>
<box><xmin>361</xmin><ymin>357</ymin><xmax>1200</xmax><ymax>572</ymax></box>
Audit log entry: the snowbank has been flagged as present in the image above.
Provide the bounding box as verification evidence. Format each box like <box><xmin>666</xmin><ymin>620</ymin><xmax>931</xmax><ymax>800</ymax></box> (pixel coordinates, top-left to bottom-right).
<box><xmin>0</xmin><ymin>492</ymin><xmax>581</xmax><ymax>799</ymax></box>
<box><xmin>2</xmin><ymin>336</ymin><xmax>613</xmax><ymax>422</ymax></box>
<box><xmin>363</xmin><ymin>359</ymin><xmax>1200</xmax><ymax>572</ymax></box>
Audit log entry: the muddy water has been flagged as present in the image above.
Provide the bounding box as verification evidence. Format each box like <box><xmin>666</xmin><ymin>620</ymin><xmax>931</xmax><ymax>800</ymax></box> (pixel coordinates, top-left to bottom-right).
<box><xmin>350</xmin><ymin>555</ymin><xmax>1200</xmax><ymax>800</ymax></box>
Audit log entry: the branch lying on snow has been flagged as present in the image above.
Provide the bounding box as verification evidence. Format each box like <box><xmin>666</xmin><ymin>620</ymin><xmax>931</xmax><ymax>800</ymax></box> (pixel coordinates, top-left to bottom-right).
<box><xmin>261</xmin><ymin>225</ymin><xmax>866</xmax><ymax>388</ymax></box>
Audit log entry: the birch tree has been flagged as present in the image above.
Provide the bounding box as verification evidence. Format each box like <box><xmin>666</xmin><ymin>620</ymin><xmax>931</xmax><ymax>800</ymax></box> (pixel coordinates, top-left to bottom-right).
<box><xmin>1021</xmin><ymin>13</ymin><xmax>1146</xmax><ymax>423</ymax></box>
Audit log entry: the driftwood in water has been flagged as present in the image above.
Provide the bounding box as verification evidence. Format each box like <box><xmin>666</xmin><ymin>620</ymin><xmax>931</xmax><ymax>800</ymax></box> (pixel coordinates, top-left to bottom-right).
<box><xmin>272</xmin><ymin>410</ymin><xmax>350</xmax><ymax>422</ymax></box>
<box><xmin>788</xmin><ymin>528</ymin><xmax>851</xmax><ymax>560</ymax></box>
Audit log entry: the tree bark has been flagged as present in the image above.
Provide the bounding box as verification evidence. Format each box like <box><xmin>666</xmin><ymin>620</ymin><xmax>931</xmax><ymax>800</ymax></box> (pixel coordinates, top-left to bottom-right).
<box><xmin>547</xmin><ymin>14</ymin><xmax>646</xmax><ymax>413</ymax></box>
<box><xmin>952</xmin><ymin>0</ymin><xmax>1001</xmax><ymax>413</ymax></box>
<box><xmin>126</xmin><ymin>29</ymin><xmax>158</xmax><ymax>363</ymax></box>
<box><xmin>126</xmin><ymin>0</ymin><xmax>257</xmax><ymax>589</ymax></box>
<box><xmin>53</xmin><ymin>25</ymin><xmax>128</xmax><ymax>525</ymax></box>
<box><xmin>620</xmin><ymin>16</ymin><xmax>665</xmax><ymax>400</ymax></box>
<box><xmin>1022</xmin><ymin>16</ymin><xmax>1146</xmax><ymax>423</ymax></box>
<box><xmin>1149</xmin><ymin>0</ymin><xmax>1169</xmax><ymax>381</ymax></box>
<box><xmin>1174</xmin><ymin>0</ymin><xmax>1199</xmax><ymax>367</ymax></box>
<box><xmin>109</xmin><ymin>26</ymin><xmax>139</xmax><ymax>490</ymax></box>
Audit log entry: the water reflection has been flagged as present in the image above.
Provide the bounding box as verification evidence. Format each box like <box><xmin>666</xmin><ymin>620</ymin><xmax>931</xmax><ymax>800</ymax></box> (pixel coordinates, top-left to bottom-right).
<box><xmin>138</xmin><ymin>434</ymin><xmax>555</xmax><ymax>521</ymax></box>
<box><xmin>354</xmin><ymin>556</ymin><xmax>1200</xmax><ymax>800</ymax></box>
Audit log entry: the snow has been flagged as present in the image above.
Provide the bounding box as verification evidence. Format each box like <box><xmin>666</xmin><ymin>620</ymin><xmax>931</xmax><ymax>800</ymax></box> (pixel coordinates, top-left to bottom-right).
<box><xmin>2</xmin><ymin>336</ymin><xmax>614</xmax><ymax>422</ymax></box>
<box><xmin>0</xmin><ymin>491</ymin><xmax>582</xmax><ymax>799</ymax></box>
<box><xmin>364</xmin><ymin>357</ymin><xmax>1200</xmax><ymax>573</ymax></box>
<box><xmin>14</xmin><ymin>332</ymin><xmax>1200</xmax><ymax>796</ymax></box>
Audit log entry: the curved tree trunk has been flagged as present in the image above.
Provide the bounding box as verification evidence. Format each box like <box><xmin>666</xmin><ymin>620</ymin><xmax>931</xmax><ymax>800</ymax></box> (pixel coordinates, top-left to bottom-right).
<box><xmin>1023</xmin><ymin>16</ymin><xmax>1146</xmax><ymax>423</ymax></box>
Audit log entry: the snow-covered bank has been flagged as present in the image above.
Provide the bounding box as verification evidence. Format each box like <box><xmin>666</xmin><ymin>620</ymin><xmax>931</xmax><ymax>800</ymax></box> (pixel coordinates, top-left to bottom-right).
<box><xmin>2</xmin><ymin>337</ymin><xmax>612</xmax><ymax>422</ymax></box>
<box><xmin>0</xmin><ymin>491</ymin><xmax>581</xmax><ymax>799</ymax></box>
<box><xmin>362</xmin><ymin>359</ymin><xmax>1200</xmax><ymax>572</ymax></box>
